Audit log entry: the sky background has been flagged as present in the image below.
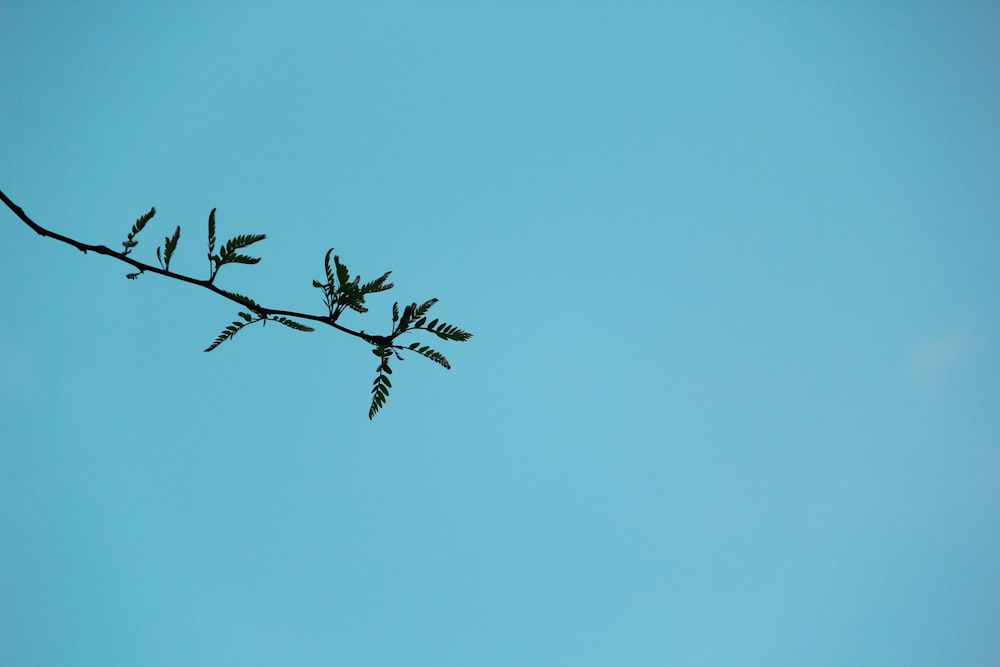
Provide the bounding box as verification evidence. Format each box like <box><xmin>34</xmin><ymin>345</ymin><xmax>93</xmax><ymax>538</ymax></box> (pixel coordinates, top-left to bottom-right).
<box><xmin>2</xmin><ymin>2</ymin><xmax>999</xmax><ymax>665</ymax></box>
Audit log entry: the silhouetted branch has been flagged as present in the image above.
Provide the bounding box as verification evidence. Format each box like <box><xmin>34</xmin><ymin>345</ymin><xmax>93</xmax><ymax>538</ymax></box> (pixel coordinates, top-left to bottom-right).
<box><xmin>1</xmin><ymin>188</ymin><xmax>471</xmax><ymax>418</ymax></box>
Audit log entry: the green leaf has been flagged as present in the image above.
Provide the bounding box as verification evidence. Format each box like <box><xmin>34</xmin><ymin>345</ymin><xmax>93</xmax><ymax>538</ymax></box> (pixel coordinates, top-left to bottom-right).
<box><xmin>218</xmin><ymin>289</ymin><xmax>260</xmax><ymax>311</ymax></box>
<box><xmin>207</xmin><ymin>208</ymin><xmax>216</xmax><ymax>255</ymax></box>
<box><xmin>414</xmin><ymin>298</ymin><xmax>438</xmax><ymax>318</ymax></box>
<box><xmin>407</xmin><ymin>309</ymin><xmax>472</xmax><ymax>342</ymax></box>
<box><xmin>217</xmin><ymin>233</ymin><xmax>265</xmax><ymax>266</ymax></box>
<box><xmin>334</xmin><ymin>254</ymin><xmax>350</xmax><ymax>288</ymax></box>
<box><xmin>219</xmin><ymin>233</ymin><xmax>266</xmax><ymax>256</ymax></box>
<box><xmin>204</xmin><ymin>317</ymin><xmax>253</xmax><ymax>351</ymax></box>
<box><xmin>162</xmin><ymin>225</ymin><xmax>180</xmax><ymax>271</ymax></box>
<box><xmin>323</xmin><ymin>249</ymin><xmax>336</xmax><ymax>286</ymax></box>
<box><xmin>406</xmin><ymin>342</ymin><xmax>451</xmax><ymax>369</ymax></box>
<box><xmin>397</xmin><ymin>303</ymin><xmax>414</xmax><ymax>332</ymax></box>
<box><xmin>122</xmin><ymin>206</ymin><xmax>155</xmax><ymax>255</ymax></box>
<box><xmin>223</xmin><ymin>253</ymin><xmax>261</xmax><ymax>265</ymax></box>
<box><xmin>392</xmin><ymin>302</ymin><xmax>399</xmax><ymax>323</ymax></box>
<box><xmin>369</xmin><ymin>347</ymin><xmax>393</xmax><ymax>419</ymax></box>
<box><xmin>430</xmin><ymin>321</ymin><xmax>473</xmax><ymax>342</ymax></box>
<box><xmin>360</xmin><ymin>271</ymin><xmax>394</xmax><ymax>295</ymax></box>
<box><xmin>369</xmin><ymin>386</ymin><xmax>389</xmax><ymax>419</ymax></box>
<box><xmin>273</xmin><ymin>316</ymin><xmax>315</xmax><ymax>332</ymax></box>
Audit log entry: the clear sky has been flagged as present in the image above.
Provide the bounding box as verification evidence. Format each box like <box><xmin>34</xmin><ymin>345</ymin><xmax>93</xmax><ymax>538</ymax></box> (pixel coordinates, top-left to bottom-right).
<box><xmin>2</xmin><ymin>2</ymin><xmax>998</xmax><ymax>665</ymax></box>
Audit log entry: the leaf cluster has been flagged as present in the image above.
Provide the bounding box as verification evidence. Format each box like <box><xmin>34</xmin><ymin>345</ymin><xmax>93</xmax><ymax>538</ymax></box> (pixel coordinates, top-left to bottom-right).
<box><xmin>120</xmin><ymin>207</ymin><xmax>265</xmax><ymax>281</ymax></box>
<box><xmin>312</xmin><ymin>249</ymin><xmax>393</xmax><ymax>321</ymax></box>
<box><xmin>357</xmin><ymin>298</ymin><xmax>473</xmax><ymax>418</ymax></box>
<box><xmin>111</xmin><ymin>203</ymin><xmax>472</xmax><ymax>418</ymax></box>
<box><xmin>207</xmin><ymin>209</ymin><xmax>267</xmax><ymax>281</ymax></box>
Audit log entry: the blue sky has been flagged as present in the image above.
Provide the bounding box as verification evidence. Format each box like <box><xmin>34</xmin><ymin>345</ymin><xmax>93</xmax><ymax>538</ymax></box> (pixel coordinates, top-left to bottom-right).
<box><xmin>2</xmin><ymin>2</ymin><xmax>998</xmax><ymax>665</ymax></box>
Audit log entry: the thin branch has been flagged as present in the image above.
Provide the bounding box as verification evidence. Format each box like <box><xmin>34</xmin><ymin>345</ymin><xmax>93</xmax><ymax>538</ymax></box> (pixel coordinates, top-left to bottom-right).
<box><xmin>0</xmin><ymin>188</ymin><xmax>373</xmax><ymax>344</ymax></box>
<box><xmin>2</xmin><ymin>187</ymin><xmax>472</xmax><ymax>418</ymax></box>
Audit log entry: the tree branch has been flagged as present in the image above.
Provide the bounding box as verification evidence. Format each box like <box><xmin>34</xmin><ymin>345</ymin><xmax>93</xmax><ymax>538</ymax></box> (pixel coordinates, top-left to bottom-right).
<box><xmin>1</xmin><ymin>187</ymin><xmax>471</xmax><ymax>418</ymax></box>
<box><xmin>0</xmin><ymin>188</ymin><xmax>371</xmax><ymax>343</ymax></box>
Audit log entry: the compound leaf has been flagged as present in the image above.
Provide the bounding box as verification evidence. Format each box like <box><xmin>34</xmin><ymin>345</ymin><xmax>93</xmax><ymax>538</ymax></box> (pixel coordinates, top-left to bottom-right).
<box><xmin>323</xmin><ymin>248</ymin><xmax>336</xmax><ymax>286</ymax></box>
<box><xmin>334</xmin><ymin>254</ymin><xmax>350</xmax><ymax>288</ymax></box>
<box><xmin>204</xmin><ymin>317</ymin><xmax>254</xmax><ymax>351</ymax></box>
<box><xmin>369</xmin><ymin>347</ymin><xmax>393</xmax><ymax>419</ymax></box>
<box><xmin>360</xmin><ymin>271</ymin><xmax>394</xmax><ymax>295</ymax></box>
<box><xmin>406</xmin><ymin>342</ymin><xmax>451</xmax><ymax>369</ymax></box>
<box><xmin>218</xmin><ymin>233</ymin><xmax>266</xmax><ymax>265</ymax></box>
<box><xmin>414</xmin><ymin>298</ymin><xmax>437</xmax><ymax>318</ymax></box>
<box><xmin>207</xmin><ymin>208</ymin><xmax>216</xmax><ymax>255</ymax></box>
<box><xmin>429</xmin><ymin>321</ymin><xmax>473</xmax><ymax>342</ymax></box>
<box><xmin>273</xmin><ymin>316</ymin><xmax>315</xmax><ymax>332</ymax></box>
<box><xmin>397</xmin><ymin>303</ymin><xmax>414</xmax><ymax>332</ymax></box>
<box><xmin>162</xmin><ymin>225</ymin><xmax>181</xmax><ymax>271</ymax></box>
<box><xmin>218</xmin><ymin>289</ymin><xmax>260</xmax><ymax>311</ymax></box>
<box><xmin>224</xmin><ymin>253</ymin><xmax>261</xmax><ymax>265</ymax></box>
<box><xmin>122</xmin><ymin>206</ymin><xmax>156</xmax><ymax>255</ymax></box>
